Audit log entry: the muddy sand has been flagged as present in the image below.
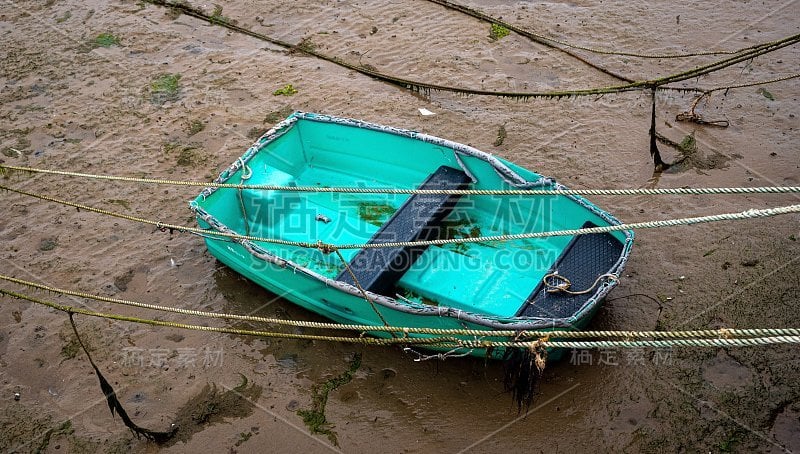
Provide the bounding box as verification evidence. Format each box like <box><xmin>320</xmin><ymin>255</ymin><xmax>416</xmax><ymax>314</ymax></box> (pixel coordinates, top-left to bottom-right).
<box><xmin>1</xmin><ymin>0</ymin><xmax>799</xmax><ymax>452</ymax></box>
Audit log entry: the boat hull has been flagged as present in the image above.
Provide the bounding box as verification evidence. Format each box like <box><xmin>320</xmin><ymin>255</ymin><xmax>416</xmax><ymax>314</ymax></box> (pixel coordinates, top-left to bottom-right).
<box><xmin>191</xmin><ymin>112</ymin><xmax>634</xmax><ymax>359</ymax></box>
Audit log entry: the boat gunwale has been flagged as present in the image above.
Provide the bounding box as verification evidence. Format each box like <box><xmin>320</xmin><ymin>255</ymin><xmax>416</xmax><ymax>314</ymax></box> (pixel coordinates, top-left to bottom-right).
<box><xmin>189</xmin><ymin>112</ymin><xmax>634</xmax><ymax>331</ymax></box>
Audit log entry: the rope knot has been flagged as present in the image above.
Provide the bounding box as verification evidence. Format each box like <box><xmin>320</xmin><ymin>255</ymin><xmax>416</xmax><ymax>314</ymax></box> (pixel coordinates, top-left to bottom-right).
<box><xmin>316</xmin><ymin>241</ymin><xmax>336</xmax><ymax>254</ymax></box>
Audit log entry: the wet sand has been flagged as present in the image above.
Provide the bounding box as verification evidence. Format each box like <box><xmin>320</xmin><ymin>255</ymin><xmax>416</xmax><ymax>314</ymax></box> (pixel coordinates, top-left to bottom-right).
<box><xmin>1</xmin><ymin>0</ymin><xmax>799</xmax><ymax>452</ymax></box>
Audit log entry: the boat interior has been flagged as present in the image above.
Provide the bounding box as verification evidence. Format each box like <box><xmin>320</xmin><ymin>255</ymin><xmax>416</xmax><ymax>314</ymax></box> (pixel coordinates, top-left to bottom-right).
<box><xmin>197</xmin><ymin>116</ymin><xmax>626</xmax><ymax>319</ymax></box>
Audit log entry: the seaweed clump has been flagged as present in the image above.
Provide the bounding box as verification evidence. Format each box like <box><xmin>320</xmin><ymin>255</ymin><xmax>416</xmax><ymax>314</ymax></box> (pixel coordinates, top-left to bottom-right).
<box><xmin>150</xmin><ymin>73</ymin><xmax>181</xmax><ymax>105</ymax></box>
<box><xmin>503</xmin><ymin>345</ymin><xmax>547</xmax><ymax>412</ymax></box>
<box><xmin>298</xmin><ymin>353</ymin><xmax>362</xmax><ymax>446</ymax></box>
<box><xmin>489</xmin><ymin>23</ymin><xmax>510</xmax><ymax>40</ymax></box>
<box><xmin>357</xmin><ymin>202</ymin><xmax>396</xmax><ymax>226</ymax></box>
<box><xmin>167</xmin><ymin>374</ymin><xmax>262</xmax><ymax>446</ymax></box>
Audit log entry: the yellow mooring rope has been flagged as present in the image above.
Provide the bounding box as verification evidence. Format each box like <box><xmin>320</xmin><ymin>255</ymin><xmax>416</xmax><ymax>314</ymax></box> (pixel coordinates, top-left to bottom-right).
<box><xmin>2</xmin><ymin>273</ymin><xmax>800</xmax><ymax>340</ymax></box>
<box><xmin>2</xmin><ymin>288</ymin><xmax>800</xmax><ymax>350</ymax></box>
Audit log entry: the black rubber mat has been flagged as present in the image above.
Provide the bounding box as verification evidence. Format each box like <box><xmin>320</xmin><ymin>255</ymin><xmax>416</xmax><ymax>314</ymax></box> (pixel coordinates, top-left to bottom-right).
<box><xmin>336</xmin><ymin>165</ymin><xmax>470</xmax><ymax>296</ymax></box>
<box><xmin>518</xmin><ymin>222</ymin><xmax>624</xmax><ymax>319</ymax></box>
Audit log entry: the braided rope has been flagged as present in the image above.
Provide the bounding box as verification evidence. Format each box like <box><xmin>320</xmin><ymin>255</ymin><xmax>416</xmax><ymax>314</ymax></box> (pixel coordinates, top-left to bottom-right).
<box><xmin>539</xmin><ymin>337</ymin><xmax>800</xmax><ymax>349</ymax></box>
<box><xmin>335</xmin><ymin>205</ymin><xmax>800</xmax><ymax>250</ymax></box>
<box><xmin>2</xmin><ymin>274</ymin><xmax>800</xmax><ymax>340</ymax></box>
<box><xmin>333</xmin><ymin>248</ymin><xmax>395</xmax><ymax>333</ymax></box>
<box><xmin>678</xmin><ymin>73</ymin><xmax>800</xmax><ymax>125</ymax></box>
<box><xmin>0</xmin><ymin>184</ymin><xmax>312</xmax><ymax>248</ymax></box>
<box><xmin>2</xmin><ymin>184</ymin><xmax>799</xmax><ymax>250</ymax></box>
<box><xmin>3</xmin><ymin>165</ymin><xmax>800</xmax><ymax>196</ymax></box>
<box><xmin>543</xmin><ymin>273</ymin><xmax>618</xmax><ymax>295</ymax></box>
<box><xmin>3</xmin><ymin>288</ymin><xmax>800</xmax><ymax>350</ymax></box>
<box><xmin>0</xmin><ymin>289</ymin><xmax>439</xmax><ymax>346</ymax></box>
<box><xmin>138</xmin><ymin>0</ymin><xmax>800</xmax><ymax>98</ymax></box>
<box><xmin>704</xmin><ymin>73</ymin><xmax>800</xmax><ymax>93</ymax></box>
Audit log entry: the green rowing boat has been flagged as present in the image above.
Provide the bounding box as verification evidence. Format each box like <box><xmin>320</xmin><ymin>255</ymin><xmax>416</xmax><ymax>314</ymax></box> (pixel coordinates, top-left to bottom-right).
<box><xmin>190</xmin><ymin>112</ymin><xmax>633</xmax><ymax>359</ymax></box>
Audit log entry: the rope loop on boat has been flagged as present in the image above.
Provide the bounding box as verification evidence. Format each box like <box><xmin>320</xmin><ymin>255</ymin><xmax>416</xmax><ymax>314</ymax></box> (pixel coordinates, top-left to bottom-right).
<box><xmin>543</xmin><ymin>273</ymin><xmax>619</xmax><ymax>295</ymax></box>
<box><xmin>237</xmin><ymin>157</ymin><xmax>253</xmax><ymax>181</ymax></box>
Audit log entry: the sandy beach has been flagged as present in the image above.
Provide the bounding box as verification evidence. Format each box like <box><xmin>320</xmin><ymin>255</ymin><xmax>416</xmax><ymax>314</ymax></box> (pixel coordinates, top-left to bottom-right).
<box><xmin>1</xmin><ymin>0</ymin><xmax>799</xmax><ymax>452</ymax></box>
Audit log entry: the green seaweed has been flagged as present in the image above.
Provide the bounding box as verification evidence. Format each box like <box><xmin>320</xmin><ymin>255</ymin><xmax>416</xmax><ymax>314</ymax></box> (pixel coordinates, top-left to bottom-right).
<box><xmin>273</xmin><ymin>84</ymin><xmax>298</xmax><ymax>96</ymax></box>
<box><xmin>677</xmin><ymin>133</ymin><xmax>697</xmax><ymax>155</ymax></box>
<box><xmin>186</xmin><ymin>119</ymin><xmax>205</xmax><ymax>136</ymax></box>
<box><xmin>296</xmin><ymin>37</ymin><xmax>316</xmax><ymax>53</ymax></box>
<box><xmin>177</xmin><ymin>148</ymin><xmax>199</xmax><ymax>166</ymax></box>
<box><xmin>60</xmin><ymin>335</ymin><xmax>80</xmax><ymax>360</ymax></box>
<box><xmin>702</xmin><ymin>248</ymin><xmax>717</xmax><ymax>257</ymax></box>
<box><xmin>489</xmin><ymin>23</ymin><xmax>510</xmax><ymax>40</ymax></box>
<box><xmin>297</xmin><ymin>353</ymin><xmax>361</xmax><ymax>446</ymax></box>
<box><xmin>55</xmin><ymin>11</ymin><xmax>71</xmax><ymax>23</ymax></box>
<box><xmin>36</xmin><ymin>420</ymin><xmax>74</xmax><ymax>453</ymax></box>
<box><xmin>150</xmin><ymin>73</ymin><xmax>182</xmax><ymax>105</ymax></box>
<box><xmin>311</xmin><ymin>259</ymin><xmax>344</xmax><ymax>276</ymax></box>
<box><xmin>166</xmin><ymin>375</ymin><xmax>262</xmax><ymax>446</ymax></box>
<box><xmin>247</xmin><ymin>126</ymin><xmax>267</xmax><ymax>140</ymax></box>
<box><xmin>401</xmin><ymin>289</ymin><xmax>439</xmax><ymax>307</ymax></box>
<box><xmin>93</xmin><ymin>32</ymin><xmax>120</xmax><ymax>48</ymax></box>
<box><xmin>494</xmin><ymin>123</ymin><xmax>507</xmax><ymax>146</ymax></box>
<box><xmin>39</xmin><ymin>237</ymin><xmax>58</xmax><ymax>252</ymax></box>
<box><xmin>235</xmin><ymin>431</ymin><xmax>253</xmax><ymax>447</ymax></box>
<box><xmin>439</xmin><ymin>219</ymin><xmax>482</xmax><ymax>254</ymax></box>
<box><xmin>757</xmin><ymin>87</ymin><xmax>775</xmax><ymax>101</ymax></box>
<box><xmin>163</xmin><ymin>142</ymin><xmax>205</xmax><ymax>167</ymax></box>
<box><xmin>264</xmin><ymin>106</ymin><xmax>295</xmax><ymax>124</ymax></box>
<box><xmin>209</xmin><ymin>4</ymin><xmax>229</xmax><ymax>24</ymax></box>
<box><xmin>717</xmin><ymin>429</ymin><xmax>742</xmax><ymax>452</ymax></box>
<box><xmin>357</xmin><ymin>202</ymin><xmax>396</xmax><ymax>226</ymax></box>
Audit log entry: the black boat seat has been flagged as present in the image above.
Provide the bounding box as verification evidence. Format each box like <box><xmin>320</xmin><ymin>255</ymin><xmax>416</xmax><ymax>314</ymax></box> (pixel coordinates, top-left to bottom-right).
<box><xmin>517</xmin><ymin>221</ymin><xmax>624</xmax><ymax>319</ymax></box>
<box><xmin>336</xmin><ymin>165</ymin><xmax>471</xmax><ymax>296</ymax></box>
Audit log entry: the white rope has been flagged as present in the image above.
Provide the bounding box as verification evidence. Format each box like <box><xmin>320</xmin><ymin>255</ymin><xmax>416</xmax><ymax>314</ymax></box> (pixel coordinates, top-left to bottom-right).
<box><xmin>3</xmin><ymin>182</ymin><xmax>799</xmax><ymax>250</ymax></box>
<box><xmin>536</xmin><ymin>336</ymin><xmax>800</xmax><ymax>349</ymax></box>
<box><xmin>543</xmin><ymin>272</ymin><xmax>618</xmax><ymax>295</ymax></box>
<box><xmin>344</xmin><ymin>204</ymin><xmax>800</xmax><ymax>250</ymax></box>
<box><xmin>2</xmin><ymin>164</ymin><xmax>800</xmax><ymax>196</ymax></box>
<box><xmin>237</xmin><ymin>157</ymin><xmax>252</xmax><ymax>181</ymax></box>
